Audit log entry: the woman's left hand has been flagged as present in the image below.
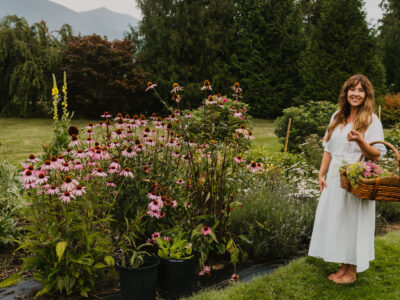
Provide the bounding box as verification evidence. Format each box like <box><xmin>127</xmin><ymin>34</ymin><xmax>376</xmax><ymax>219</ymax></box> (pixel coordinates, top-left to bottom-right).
<box><xmin>347</xmin><ymin>129</ymin><xmax>364</xmax><ymax>143</ymax></box>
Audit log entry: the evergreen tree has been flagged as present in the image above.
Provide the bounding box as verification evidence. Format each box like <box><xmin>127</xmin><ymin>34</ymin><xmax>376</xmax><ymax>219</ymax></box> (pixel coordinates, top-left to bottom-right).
<box><xmin>232</xmin><ymin>0</ymin><xmax>305</xmax><ymax>117</ymax></box>
<box><xmin>301</xmin><ymin>0</ymin><xmax>385</xmax><ymax>102</ymax></box>
<box><xmin>134</xmin><ymin>0</ymin><xmax>305</xmax><ymax>117</ymax></box>
<box><xmin>379</xmin><ymin>0</ymin><xmax>400</xmax><ymax>93</ymax></box>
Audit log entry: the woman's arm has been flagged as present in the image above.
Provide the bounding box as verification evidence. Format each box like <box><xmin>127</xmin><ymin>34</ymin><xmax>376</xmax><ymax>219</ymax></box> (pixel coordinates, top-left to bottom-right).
<box><xmin>318</xmin><ymin>151</ymin><xmax>332</xmax><ymax>192</ymax></box>
<box><xmin>347</xmin><ymin>129</ymin><xmax>380</xmax><ymax>161</ymax></box>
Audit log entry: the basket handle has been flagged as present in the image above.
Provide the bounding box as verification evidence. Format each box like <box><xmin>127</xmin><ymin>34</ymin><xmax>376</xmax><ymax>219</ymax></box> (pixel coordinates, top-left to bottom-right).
<box><xmin>358</xmin><ymin>140</ymin><xmax>400</xmax><ymax>177</ymax></box>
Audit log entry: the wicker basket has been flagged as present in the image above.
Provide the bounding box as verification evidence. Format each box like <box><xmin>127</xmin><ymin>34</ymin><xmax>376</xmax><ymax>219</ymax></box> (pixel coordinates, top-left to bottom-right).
<box><xmin>339</xmin><ymin>140</ymin><xmax>400</xmax><ymax>202</ymax></box>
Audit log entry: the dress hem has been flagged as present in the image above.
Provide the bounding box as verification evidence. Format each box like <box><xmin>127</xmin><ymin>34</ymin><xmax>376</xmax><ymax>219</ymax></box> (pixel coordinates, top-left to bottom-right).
<box><xmin>308</xmin><ymin>254</ymin><xmax>373</xmax><ymax>273</ymax></box>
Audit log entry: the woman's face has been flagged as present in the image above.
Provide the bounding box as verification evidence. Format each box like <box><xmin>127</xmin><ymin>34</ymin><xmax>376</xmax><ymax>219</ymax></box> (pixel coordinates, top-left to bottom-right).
<box><xmin>347</xmin><ymin>82</ymin><xmax>366</xmax><ymax>108</ymax></box>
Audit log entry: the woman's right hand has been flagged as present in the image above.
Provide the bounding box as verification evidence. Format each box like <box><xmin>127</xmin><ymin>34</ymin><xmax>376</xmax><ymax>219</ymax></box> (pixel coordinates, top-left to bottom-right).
<box><xmin>318</xmin><ymin>175</ymin><xmax>327</xmax><ymax>192</ymax></box>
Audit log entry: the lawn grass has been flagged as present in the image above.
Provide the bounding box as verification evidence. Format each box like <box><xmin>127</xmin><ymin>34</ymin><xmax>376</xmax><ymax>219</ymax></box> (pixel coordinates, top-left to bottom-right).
<box><xmin>251</xmin><ymin>118</ymin><xmax>281</xmax><ymax>152</ymax></box>
<box><xmin>187</xmin><ymin>230</ymin><xmax>400</xmax><ymax>300</ymax></box>
<box><xmin>0</xmin><ymin>118</ymin><xmax>92</xmax><ymax>166</ymax></box>
<box><xmin>0</xmin><ymin>118</ymin><xmax>281</xmax><ymax>166</ymax></box>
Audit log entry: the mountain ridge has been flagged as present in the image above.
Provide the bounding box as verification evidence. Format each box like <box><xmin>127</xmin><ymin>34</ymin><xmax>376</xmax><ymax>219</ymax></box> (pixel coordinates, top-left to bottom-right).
<box><xmin>0</xmin><ymin>0</ymin><xmax>139</xmax><ymax>40</ymax></box>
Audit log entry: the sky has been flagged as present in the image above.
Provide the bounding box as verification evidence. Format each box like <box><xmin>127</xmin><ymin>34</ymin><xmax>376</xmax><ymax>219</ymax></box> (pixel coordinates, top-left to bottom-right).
<box><xmin>49</xmin><ymin>0</ymin><xmax>383</xmax><ymax>24</ymax></box>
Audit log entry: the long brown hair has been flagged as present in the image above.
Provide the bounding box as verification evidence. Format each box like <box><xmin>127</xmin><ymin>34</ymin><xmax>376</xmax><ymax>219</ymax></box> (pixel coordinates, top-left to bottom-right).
<box><xmin>325</xmin><ymin>74</ymin><xmax>375</xmax><ymax>141</ymax></box>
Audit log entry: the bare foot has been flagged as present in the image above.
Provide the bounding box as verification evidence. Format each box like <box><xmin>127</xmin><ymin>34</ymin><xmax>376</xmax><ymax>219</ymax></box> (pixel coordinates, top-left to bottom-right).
<box><xmin>328</xmin><ymin>264</ymin><xmax>348</xmax><ymax>281</ymax></box>
<box><xmin>333</xmin><ymin>273</ymin><xmax>356</xmax><ymax>284</ymax></box>
<box><xmin>333</xmin><ymin>265</ymin><xmax>356</xmax><ymax>284</ymax></box>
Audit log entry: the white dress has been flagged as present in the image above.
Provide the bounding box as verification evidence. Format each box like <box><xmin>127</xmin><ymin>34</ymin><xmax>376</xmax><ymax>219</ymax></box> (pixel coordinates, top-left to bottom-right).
<box><xmin>308</xmin><ymin>112</ymin><xmax>386</xmax><ymax>272</ymax></box>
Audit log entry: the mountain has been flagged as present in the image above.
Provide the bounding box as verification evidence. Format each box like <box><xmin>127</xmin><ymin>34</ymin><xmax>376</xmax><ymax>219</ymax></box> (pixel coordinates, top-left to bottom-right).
<box><xmin>0</xmin><ymin>0</ymin><xmax>139</xmax><ymax>40</ymax></box>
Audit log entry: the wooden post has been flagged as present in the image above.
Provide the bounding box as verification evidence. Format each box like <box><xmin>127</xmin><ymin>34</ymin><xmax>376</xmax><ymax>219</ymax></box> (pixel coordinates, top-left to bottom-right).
<box><xmin>284</xmin><ymin>118</ymin><xmax>292</xmax><ymax>152</ymax></box>
<box><xmin>378</xmin><ymin>105</ymin><xmax>381</xmax><ymax>120</ymax></box>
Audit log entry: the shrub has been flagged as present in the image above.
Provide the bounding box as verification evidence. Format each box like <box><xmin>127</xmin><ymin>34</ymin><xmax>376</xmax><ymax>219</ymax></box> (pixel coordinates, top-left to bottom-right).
<box><xmin>274</xmin><ymin>101</ymin><xmax>337</xmax><ymax>152</ymax></box>
<box><xmin>230</xmin><ymin>173</ymin><xmax>317</xmax><ymax>260</ymax></box>
<box><xmin>381</xmin><ymin>93</ymin><xmax>400</xmax><ymax>127</ymax></box>
<box><xmin>0</xmin><ymin>161</ymin><xmax>24</xmax><ymax>246</ymax></box>
<box><xmin>385</xmin><ymin>123</ymin><xmax>400</xmax><ymax>150</ymax></box>
<box><xmin>298</xmin><ymin>134</ymin><xmax>324</xmax><ymax>170</ymax></box>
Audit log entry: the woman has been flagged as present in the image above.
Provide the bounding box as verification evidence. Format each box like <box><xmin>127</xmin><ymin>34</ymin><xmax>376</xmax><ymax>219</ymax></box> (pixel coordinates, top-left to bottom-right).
<box><xmin>308</xmin><ymin>74</ymin><xmax>386</xmax><ymax>284</ymax></box>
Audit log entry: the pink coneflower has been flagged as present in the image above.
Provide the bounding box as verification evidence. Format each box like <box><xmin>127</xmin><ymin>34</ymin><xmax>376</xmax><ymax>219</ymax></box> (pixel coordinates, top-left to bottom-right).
<box><xmin>36</xmin><ymin>172</ymin><xmax>48</xmax><ymax>185</ymax></box>
<box><xmin>247</xmin><ymin>161</ymin><xmax>258</xmax><ymax>173</ymax></box>
<box><xmin>170</xmin><ymin>82</ymin><xmax>184</xmax><ymax>94</ymax></box>
<box><xmin>61</xmin><ymin>176</ymin><xmax>79</xmax><ymax>191</ymax></box>
<box><xmin>230</xmin><ymin>273</ymin><xmax>240</xmax><ymax>281</ymax></box>
<box><xmin>107</xmin><ymin>181</ymin><xmax>116</xmax><ymax>188</ymax></box>
<box><xmin>151</xmin><ymin>232</ymin><xmax>161</xmax><ymax>243</ymax></box>
<box><xmin>86</xmin><ymin>122</ymin><xmax>95</xmax><ymax>129</ymax></box>
<box><xmin>73</xmin><ymin>161</ymin><xmax>84</xmax><ymax>170</ymax></box>
<box><xmin>147</xmin><ymin>192</ymin><xmax>159</xmax><ymax>200</ymax></box>
<box><xmin>184</xmin><ymin>202</ymin><xmax>192</xmax><ymax>208</ymax></box>
<box><xmin>21</xmin><ymin>169</ymin><xmax>37</xmax><ymax>183</ymax></box>
<box><xmin>201</xmin><ymin>80</ymin><xmax>212</xmax><ymax>91</ymax></box>
<box><xmin>41</xmin><ymin>160</ymin><xmax>55</xmax><ymax>170</ymax></box>
<box><xmin>72</xmin><ymin>185</ymin><xmax>86</xmax><ymax>196</ymax></box>
<box><xmin>50</xmin><ymin>155</ymin><xmax>60</xmax><ymax>169</ymax></box>
<box><xmin>60</xmin><ymin>162</ymin><xmax>70</xmax><ymax>172</ymax></box>
<box><xmin>234</xmin><ymin>155</ymin><xmax>246</xmax><ymax>164</ymax></box>
<box><xmin>85</xmin><ymin>137</ymin><xmax>95</xmax><ymax>145</ymax></box>
<box><xmin>163</xmin><ymin>236</ymin><xmax>171</xmax><ymax>242</ymax></box>
<box><xmin>231</xmin><ymin>82</ymin><xmax>243</xmax><ymax>93</ymax></box>
<box><xmin>46</xmin><ymin>185</ymin><xmax>59</xmax><ymax>195</ymax></box>
<box><xmin>101</xmin><ymin>111</ymin><xmax>112</xmax><ymax>118</ymax></box>
<box><xmin>233</xmin><ymin>110</ymin><xmax>242</xmax><ymax>118</ymax></box>
<box><xmin>147</xmin><ymin>209</ymin><xmax>161</xmax><ymax>218</ymax></box>
<box><xmin>26</xmin><ymin>153</ymin><xmax>39</xmax><ymax>163</ymax></box>
<box><xmin>86</xmin><ymin>128</ymin><xmax>94</xmax><ymax>136</ymax></box>
<box><xmin>172</xmin><ymin>151</ymin><xmax>180</xmax><ymax>158</ymax></box>
<box><xmin>109</xmin><ymin>160</ymin><xmax>121</xmax><ymax>170</ymax></box>
<box><xmin>108</xmin><ymin>165</ymin><xmax>119</xmax><ymax>174</ymax></box>
<box><xmin>246</xmin><ymin>131</ymin><xmax>254</xmax><ymax>140</ymax></box>
<box><xmin>145</xmin><ymin>138</ymin><xmax>156</xmax><ymax>146</ymax></box>
<box><xmin>64</xmin><ymin>148</ymin><xmax>73</xmax><ymax>156</ymax></box>
<box><xmin>136</xmin><ymin>144</ymin><xmax>145</xmax><ymax>152</ymax></box>
<box><xmin>185</xmin><ymin>112</ymin><xmax>191</xmax><ymax>118</ymax></box>
<box><xmin>92</xmin><ymin>168</ymin><xmax>107</xmax><ymax>178</ymax></box>
<box><xmin>69</xmin><ymin>134</ymin><xmax>80</xmax><ymax>147</ymax></box>
<box><xmin>92</xmin><ymin>149</ymin><xmax>105</xmax><ymax>160</ymax></box>
<box><xmin>23</xmin><ymin>182</ymin><xmax>36</xmax><ymax>190</ymax></box>
<box><xmin>148</xmin><ymin>199</ymin><xmax>163</xmax><ymax>211</ymax></box>
<box><xmin>120</xmin><ymin>167</ymin><xmax>134</xmax><ymax>178</ymax></box>
<box><xmin>122</xmin><ymin>146</ymin><xmax>136</xmax><ymax>158</ymax></box>
<box><xmin>171</xmin><ymin>200</ymin><xmax>177</xmax><ymax>208</ymax></box>
<box><xmin>142</xmin><ymin>166</ymin><xmax>150</xmax><ymax>173</ymax></box>
<box><xmin>60</xmin><ymin>191</ymin><xmax>75</xmax><ymax>203</ymax></box>
<box><xmin>256</xmin><ymin>162</ymin><xmax>263</xmax><ymax>171</ymax></box>
<box><xmin>176</xmin><ymin>179</ymin><xmax>185</xmax><ymax>185</ymax></box>
<box><xmin>198</xmin><ymin>266</ymin><xmax>211</xmax><ymax>277</ymax></box>
<box><xmin>145</xmin><ymin>81</ymin><xmax>158</xmax><ymax>92</ymax></box>
<box><xmin>75</xmin><ymin>149</ymin><xmax>86</xmax><ymax>159</ymax></box>
<box><xmin>201</xmin><ymin>226</ymin><xmax>212</xmax><ymax>236</ymax></box>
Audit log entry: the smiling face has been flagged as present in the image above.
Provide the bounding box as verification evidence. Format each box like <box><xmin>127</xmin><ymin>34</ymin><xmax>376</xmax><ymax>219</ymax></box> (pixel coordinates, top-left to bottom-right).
<box><xmin>347</xmin><ymin>82</ymin><xmax>366</xmax><ymax>108</ymax></box>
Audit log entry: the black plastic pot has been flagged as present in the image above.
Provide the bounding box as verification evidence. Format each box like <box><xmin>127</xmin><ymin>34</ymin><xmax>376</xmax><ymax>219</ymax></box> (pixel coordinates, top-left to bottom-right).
<box><xmin>158</xmin><ymin>256</ymin><xmax>197</xmax><ymax>299</ymax></box>
<box><xmin>115</xmin><ymin>256</ymin><xmax>160</xmax><ymax>300</ymax></box>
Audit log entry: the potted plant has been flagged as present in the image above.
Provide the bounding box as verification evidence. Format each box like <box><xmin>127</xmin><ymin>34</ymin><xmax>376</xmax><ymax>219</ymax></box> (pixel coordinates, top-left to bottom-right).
<box><xmin>155</xmin><ymin>227</ymin><xmax>197</xmax><ymax>299</ymax></box>
<box><xmin>115</xmin><ymin>217</ymin><xmax>160</xmax><ymax>300</ymax></box>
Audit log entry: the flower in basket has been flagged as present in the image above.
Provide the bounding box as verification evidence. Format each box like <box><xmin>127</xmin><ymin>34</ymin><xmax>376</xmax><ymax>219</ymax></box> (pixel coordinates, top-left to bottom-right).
<box><xmin>340</xmin><ymin>160</ymin><xmax>390</xmax><ymax>188</ymax></box>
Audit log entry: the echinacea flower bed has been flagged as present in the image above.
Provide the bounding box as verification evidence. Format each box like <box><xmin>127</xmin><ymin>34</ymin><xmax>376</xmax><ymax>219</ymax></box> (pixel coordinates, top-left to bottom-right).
<box><xmin>12</xmin><ymin>79</ymin><xmax>273</xmax><ymax>297</ymax></box>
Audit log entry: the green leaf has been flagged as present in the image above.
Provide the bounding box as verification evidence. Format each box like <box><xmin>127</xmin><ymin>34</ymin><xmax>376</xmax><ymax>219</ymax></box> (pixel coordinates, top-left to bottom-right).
<box><xmin>35</xmin><ymin>284</ymin><xmax>53</xmax><ymax>297</ymax></box>
<box><xmin>0</xmin><ymin>273</ymin><xmax>23</xmax><ymax>288</ymax></box>
<box><xmin>56</xmin><ymin>241</ymin><xmax>67</xmax><ymax>262</ymax></box>
<box><xmin>94</xmin><ymin>263</ymin><xmax>107</xmax><ymax>269</ymax></box>
<box><xmin>104</xmin><ymin>256</ymin><xmax>115</xmax><ymax>266</ymax></box>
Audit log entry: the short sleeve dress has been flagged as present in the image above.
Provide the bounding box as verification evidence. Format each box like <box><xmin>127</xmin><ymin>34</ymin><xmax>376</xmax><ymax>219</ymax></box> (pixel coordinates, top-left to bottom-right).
<box><xmin>308</xmin><ymin>112</ymin><xmax>386</xmax><ymax>272</ymax></box>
